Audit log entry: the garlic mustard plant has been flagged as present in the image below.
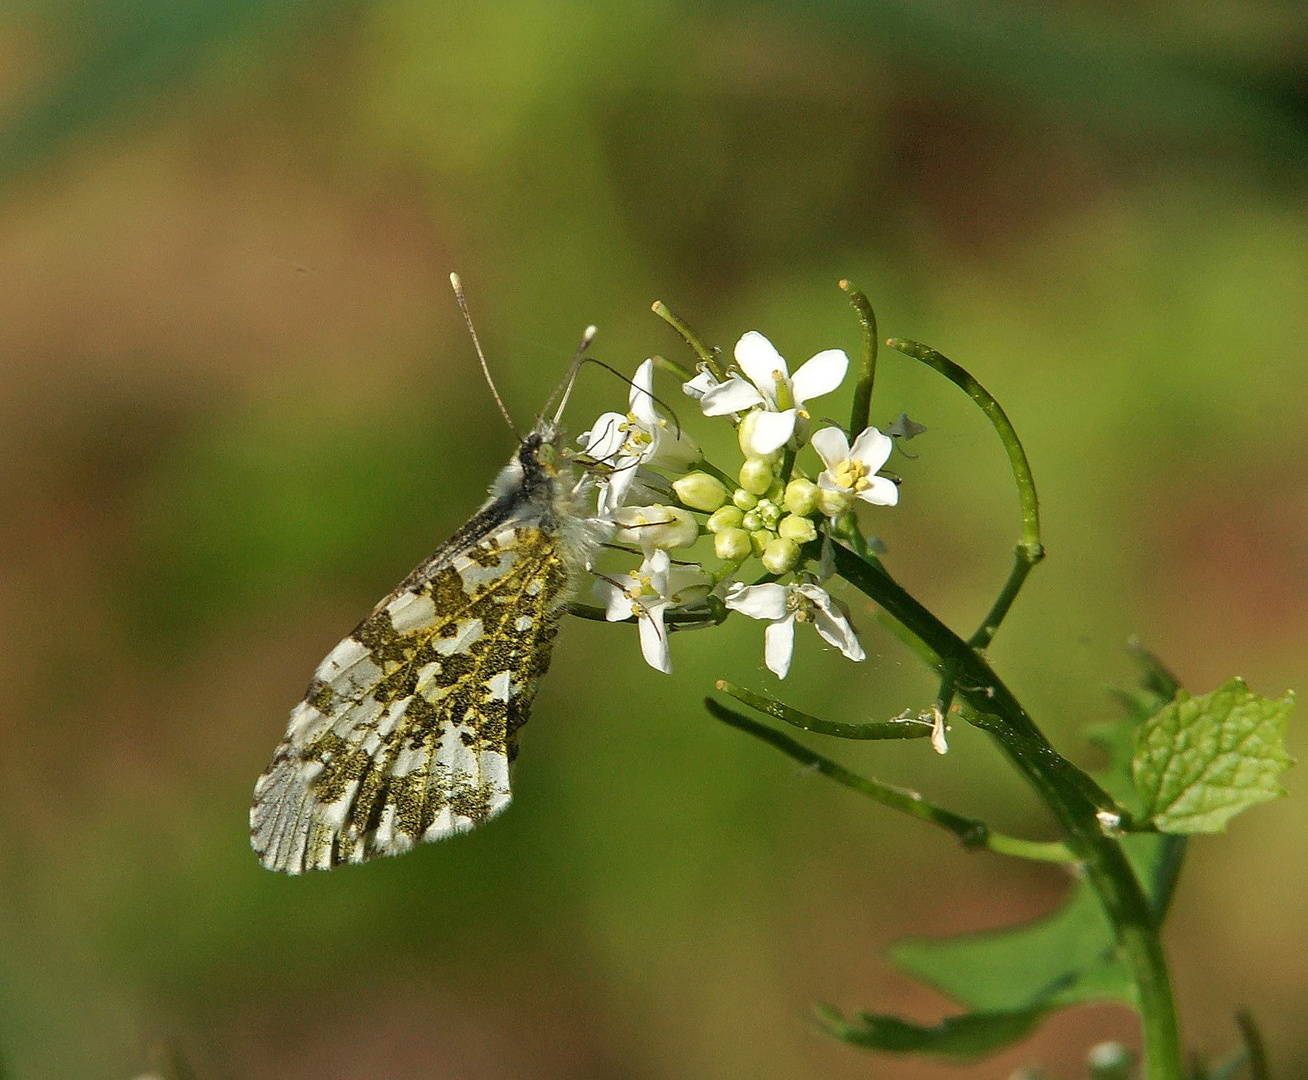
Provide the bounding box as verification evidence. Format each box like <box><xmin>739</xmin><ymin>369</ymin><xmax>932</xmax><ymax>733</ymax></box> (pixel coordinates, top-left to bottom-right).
<box><xmin>564</xmin><ymin>280</ymin><xmax>1295</xmax><ymax>1080</ymax></box>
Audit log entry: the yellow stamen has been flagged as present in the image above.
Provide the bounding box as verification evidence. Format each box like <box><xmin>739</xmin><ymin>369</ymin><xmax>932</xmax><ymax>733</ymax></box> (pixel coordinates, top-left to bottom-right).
<box><xmin>832</xmin><ymin>459</ymin><xmax>869</xmax><ymax>492</ymax></box>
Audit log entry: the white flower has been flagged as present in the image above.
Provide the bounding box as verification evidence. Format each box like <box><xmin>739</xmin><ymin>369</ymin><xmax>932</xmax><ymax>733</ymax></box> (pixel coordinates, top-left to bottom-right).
<box><xmin>723</xmin><ymin>580</ymin><xmax>864</xmax><ymax>679</ymax></box>
<box><xmin>579</xmin><ymin>358</ymin><xmax>699</xmax><ymax>515</ymax></box>
<box><xmin>698</xmin><ymin>332</ymin><xmax>849</xmax><ymax>456</ymax></box>
<box><xmin>595</xmin><ymin>549</ymin><xmax>710</xmax><ymax>673</ymax></box>
<box><xmin>811</xmin><ymin>426</ymin><xmax>898</xmax><ymax>515</ymax></box>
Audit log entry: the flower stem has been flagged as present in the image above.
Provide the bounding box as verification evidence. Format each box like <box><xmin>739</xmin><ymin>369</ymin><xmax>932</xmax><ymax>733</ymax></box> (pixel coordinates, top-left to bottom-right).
<box><xmin>652</xmin><ymin>301</ymin><xmax>725</xmax><ymax>381</ymax></box>
<box><xmin>840</xmin><ymin>280</ymin><xmax>879</xmax><ymax>439</ymax></box>
<box><xmin>887</xmin><ymin>337</ymin><xmax>1044</xmax><ymax>649</ymax></box>
<box><xmin>829</xmin><ymin>541</ymin><xmax>1182</xmax><ymax>1078</ymax></box>
<box><xmin>706</xmin><ymin>697</ymin><xmax>1077</xmax><ymax>864</ymax></box>
<box><xmin>717</xmin><ymin>680</ymin><xmax>931</xmax><ymax>741</ymax></box>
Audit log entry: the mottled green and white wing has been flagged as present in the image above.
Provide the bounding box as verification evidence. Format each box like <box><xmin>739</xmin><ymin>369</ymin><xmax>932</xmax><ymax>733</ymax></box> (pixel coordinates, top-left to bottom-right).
<box><xmin>251</xmin><ymin>523</ymin><xmax>570</xmax><ymax>873</ymax></box>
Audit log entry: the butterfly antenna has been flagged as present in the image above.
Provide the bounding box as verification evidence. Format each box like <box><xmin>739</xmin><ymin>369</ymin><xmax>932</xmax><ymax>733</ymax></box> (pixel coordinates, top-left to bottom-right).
<box><xmin>450</xmin><ymin>273</ymin><xmax>520</xmax><ymax>441</ymax></box>
<box><xmin>548</xmin><ymin>324</ymin><xmax>598</xmax><ymax>427</ymax></box>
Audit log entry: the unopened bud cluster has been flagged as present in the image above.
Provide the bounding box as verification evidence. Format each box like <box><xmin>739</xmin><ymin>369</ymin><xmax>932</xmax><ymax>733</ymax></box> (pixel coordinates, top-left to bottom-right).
<box><xmin>583</xmin><ymin>322</ymin><xmax>902</xmax><ymax>676</ymax></box>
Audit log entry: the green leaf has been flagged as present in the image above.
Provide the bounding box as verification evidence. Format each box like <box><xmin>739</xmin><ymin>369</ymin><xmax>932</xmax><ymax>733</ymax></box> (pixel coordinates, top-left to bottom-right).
<box><xmin>890</xmin><ymin>703</ymin><xmax>1184</xmax><ymax>1020</ymax></box>
<box><xmin>1133</xmin><ymin>678</ymin><xmax>1295</xmax><ymax>834</ymax></box>
<box><xmin>891</xmin><ymin>879</ymin><xmax>1132</xmax><ymax>1013</ymax></box>
<box><xmin>816</xmin><ymin>1002</ymin><xmax>1049</xmax><ymax>1059</ymax></box>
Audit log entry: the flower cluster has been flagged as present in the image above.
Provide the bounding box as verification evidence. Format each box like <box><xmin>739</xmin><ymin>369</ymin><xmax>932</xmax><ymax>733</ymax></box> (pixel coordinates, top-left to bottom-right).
<box><xmin>580</xmin><ymin>330</ymin><xmax>902</xmax><ymax>678</ymax></box>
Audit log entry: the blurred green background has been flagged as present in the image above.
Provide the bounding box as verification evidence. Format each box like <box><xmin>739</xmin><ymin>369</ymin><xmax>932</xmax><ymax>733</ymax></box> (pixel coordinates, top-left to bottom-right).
<box><xmin>2</xmin><ymin>2</ymin><xmax>1306</xmax><ymax>1077</ymax></box>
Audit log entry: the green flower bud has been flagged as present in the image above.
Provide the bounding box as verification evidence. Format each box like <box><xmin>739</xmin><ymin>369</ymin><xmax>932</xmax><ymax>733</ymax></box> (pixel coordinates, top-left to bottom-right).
<box><xmin>765</xmin><ymin>479</ymin><xmax>785</xmax><ymax>503</ymax></box>
<box><xmin>756</xmin><ymin>498</ymin><xmax>782</xmax><ymax>530</ymax></box>
<box><xmin>738</xmin><ymin>457</ymin><xmax>774</xmax><ymax>496</ymax></box>
<box><xmin>750</xmin><ymin>529</ymin><xmax>774</xmax><ymax>556</ymax></box>
<box><xmin>672</xmin><ymin>471</ymin><xmax>728</xmax><ymax>512</ymax></box>
<box><xmin>714</xmin><ymin>527</ymin><xmax>752</xmax><ymax>563</ymax></box>
<box><xmin>817</xmin><ymin>485</ymin><xmax>855</xmax><ymax>518</ymax></box>
<box><xmin>706</xmin><ymin>505</ymin><xmax>744</xmax><ymax>533</ymax></box>
<box><xmin>760</xmin><ymin>536</ymin><xmax>801</xmax><ymax>574</ymax></box>
<box><xmin>732</xmin><ymin>488</ymin><xmax>758</xmax><ymax>511</ymax></box>
<box><xmin>778</xmin><ymin>514</ymin><xmax>817</xmax><ymax>543</ymax></box>
<box><xmin>740</xmin><ymin>509</ymin><xmax>763</xmax><ymax>532</ymax></box>
<box><xmin>783</xmin><ymin>478</ymin><xmax>819</xmax><ymax>517</ymax></box>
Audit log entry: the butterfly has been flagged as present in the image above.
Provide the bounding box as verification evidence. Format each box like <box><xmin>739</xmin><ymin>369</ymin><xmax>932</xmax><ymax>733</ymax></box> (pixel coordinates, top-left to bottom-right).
<box><xmin>250</xmin><ymin>278</ymin><xmax>605</xmax><ymax>873</ymax></box>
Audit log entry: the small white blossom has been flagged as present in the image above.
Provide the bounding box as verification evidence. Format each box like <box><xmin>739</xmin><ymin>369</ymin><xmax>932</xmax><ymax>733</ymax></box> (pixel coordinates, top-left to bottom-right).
<box><xmin>596</xmin><ymin>549</ymin><xmax>710</xmax><ymax>673</ymax></box>
<box><xmin>580</xmin><ymin>359</ymin><xmax>699</xmax><ymax>515</ymax></box>
<box><xmin>724</xmin><ymin>580</ymin><xmax>864</xmax><ymax>679</ymax></box>
<box><xmin>699</xmin><ymin>332</ymin><xmax>849</xmax><ymax>456</ymax></box>
<box><xmin>811</xmin><ymin>426</ymin><xmax>898</xmax><ymax>514</ymax></box>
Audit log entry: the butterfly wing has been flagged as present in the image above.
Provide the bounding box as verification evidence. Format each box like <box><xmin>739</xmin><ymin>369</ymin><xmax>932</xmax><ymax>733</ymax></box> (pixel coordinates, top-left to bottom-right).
<box><xmin>251</xmin><ymin>521</ymin><xmax>570</xmax><ymax>873</ymax></box>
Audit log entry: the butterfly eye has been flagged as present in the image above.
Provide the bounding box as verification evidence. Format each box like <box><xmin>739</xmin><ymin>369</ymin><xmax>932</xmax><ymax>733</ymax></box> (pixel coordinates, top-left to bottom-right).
<box><xmin>536</xmin><ymin>442</ymin><xmax>559</xmax><ymax>473</ymax></box>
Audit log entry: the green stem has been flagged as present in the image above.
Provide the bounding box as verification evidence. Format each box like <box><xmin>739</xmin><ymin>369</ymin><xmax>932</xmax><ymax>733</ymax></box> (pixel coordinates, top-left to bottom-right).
<box><xmin>652</xmin><ymin>353</ymin><xmax>695</xmax><ymax>382</ymax></box>
<box><xmin>888</xmin><ymin>338</ymin><xmax>1041</xmax><ymax>558</ymax></box>
<box><xmin>718</xmin><ymin>680</ymin><xmax>931</xmax><ymax>741</ymax></box>
<box><xmin>969</xmin><ymin>546</ymin><xmax>1044</xmax><ymax>651</ymax></box>
<box><xmin>829</xmin><ymin>541</ymin><xmax>1181</xmax><ymax>1078</ymax></box>
<box><xmin>779</xmin><ymin>446</ymin><xmax>797</xmax><ymax>486</ymax></box>
<box><xmin>887</xmin><ymin>337</ymin><xmax>1045</xmax><ymax>649</ymax></box>
<box><xmin>840</xmin><ymin>280</ymin><xmax>878</xmax><ymax>438</ymax></box>
<box><xmin>706</xmin><ymin>698</ymin><xmax>1077</xmax><ymax>864</ymax></box>
<box><xmin>652</xmin><ymin>301</ymin><xmax>724</xmax><ymax>381</ymax></box>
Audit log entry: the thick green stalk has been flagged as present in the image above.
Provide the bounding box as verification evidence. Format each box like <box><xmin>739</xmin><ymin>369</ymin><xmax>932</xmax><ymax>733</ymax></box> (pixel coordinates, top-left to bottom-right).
<box><xmin>830</xmin><ymin>543</ymin><xmax>1182</xmax><ymax>1078</ymax></box>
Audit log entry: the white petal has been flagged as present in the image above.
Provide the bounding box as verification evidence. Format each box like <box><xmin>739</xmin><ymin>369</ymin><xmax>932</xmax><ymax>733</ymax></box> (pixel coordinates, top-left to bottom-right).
<box><xmin>789</xmin><ymin>349</ymin><xmax>848</xmax><ymax>405</ymax></box>
<box><xmin>682</xmin><ymin>368</ymin><xmax>719</xmax><ymax>399</ymax></box>
<box><xmin>647</xmin><ymin>425</ymin><xmax>700</xmax><ymax>471</ymax></box>
<box><xmin>596</xmin><ymin>581</ymin><xmax>633</xmax><ymax>622</ymax></box>
<box><xmin>746</xmin><ymin>408</ymin><xmax>797</xmax><ymax>455</ymax></box>
<box><xmin>700</xmin><ymin>376</ymin><xmax>764</xmax><ymax>416</ymax></box>
<box><xmin>664</xmin><ymin>564</ymin><xmax>711</xmax><ymax>603</ymax></box>
<box><xmin>724</xmin><ymin>582</ymin><xmax>789</xmax><ymax>621</ymax></box>
<box><xmin>857</xmin><ymin>476</ymin><xmax>899</xmax><ymax>507</ymax></box>
<box><xmin>601</xmin><ymin>455</ymin><xmax>639</xmax><ymax>513</ymax></box>
<box><xmin>798</xmin><ymin>585</ymin><xmax>865</xmax><ymax>662</ymax></box>
<box><xmin>643</xmin><ymin>548</ymin><xmax>672</xmax><ymax>594</ymax></box>
<box><xmin>764</xmin><ymin>616</ymin><xmax>797</xmax><ymax>678</ymax></box>
<box><xmin>810</xmin><ymin>426</ymin><xmax>852</xmax><ymax>471</ymax></box>
<box><xmin>630</xmin><ymin>359</ymin><xmax>659</xmax><ymax>427</ymax></box>
<box><xmin>816</xmin><ymin>471</ymin><xmax>848</xmax><ymax>494</ymax></box>
<box><xmin>581</xmin><ymin>412</ymin><xmax>627</xmax><ymax>462</ymax></box>
<box><xmin>637</xmin><ymin>605</ymin><xmax>672</xmax><ymax>674</ymax></box>
<box><xmin>849</xmin><ymin>426</ymin><xmax>893</xmax><ymax>471</ymax></box>
<box><xmin>624</xmin><ymin>465</ymin><xmax>674</xmax><ymax>505</ymax></box>
<box><xmin>735</xmin><ymin>331</ymin><xmax>788</xmax><ymax>390</ymax></box>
